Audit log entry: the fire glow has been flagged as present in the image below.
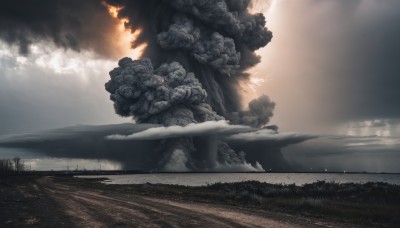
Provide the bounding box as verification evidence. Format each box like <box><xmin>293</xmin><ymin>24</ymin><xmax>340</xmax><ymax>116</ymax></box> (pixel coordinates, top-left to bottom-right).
<box><xmin>103</xmin><ymin>2</ymin><xmax>147</xmax><ymax>59</ymax></box>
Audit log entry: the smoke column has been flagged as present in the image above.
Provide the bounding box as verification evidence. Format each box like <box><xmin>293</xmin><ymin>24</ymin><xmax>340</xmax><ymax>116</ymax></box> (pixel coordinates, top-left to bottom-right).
<box><xmin>105</xmin><ymin>0</ymin><xmax>275</xmax><ymax>171</ymax></box>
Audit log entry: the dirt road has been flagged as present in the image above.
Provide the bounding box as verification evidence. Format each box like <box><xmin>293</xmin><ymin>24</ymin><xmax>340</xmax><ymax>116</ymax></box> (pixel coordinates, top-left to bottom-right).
<box><xmin>37</xmin><ymin>177</ymin><xmax>299</xmax><ymax>227</ymax></box>
<box><xmin>1</xmin><ymin>176</ymin><xmax>356</xmax><ymax>227</ymax></box>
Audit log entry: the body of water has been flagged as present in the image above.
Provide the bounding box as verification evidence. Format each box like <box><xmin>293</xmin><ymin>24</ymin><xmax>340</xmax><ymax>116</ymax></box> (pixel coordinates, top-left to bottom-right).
<box><xmin>79</xmin><ymin>173</ymin><xmax>400</xmax><ymax>186</ymax></box>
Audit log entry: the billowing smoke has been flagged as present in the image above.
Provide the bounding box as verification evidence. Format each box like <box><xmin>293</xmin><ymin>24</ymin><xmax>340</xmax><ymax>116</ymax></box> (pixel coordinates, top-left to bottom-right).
<box><xmin>229</xmin><ymin>95</ymin><xmax>276</xmax><ymax>128</ymax></box>
<box><xmin>0</xmin><ymin>123</ymin><xmax>315</xmax><ymax>171</ymax></box>
<box><xmin>105</xmin><ymin>0</ymin><xmax>276</xmax><ymax>171</ymax></box>
<box><xmin>105</xmin><ymin>57</ymin><xmax>223</xmax><ymax>126</ymax></box>
<box><xmin>106</xmin><ymin>0</ymin><xmax>273</xmax><ymax>116</ymax></box>
<box><xmin>157</xmin><ymin>14</ymin><xmax>241</xmax><ymax>76</ymax></box>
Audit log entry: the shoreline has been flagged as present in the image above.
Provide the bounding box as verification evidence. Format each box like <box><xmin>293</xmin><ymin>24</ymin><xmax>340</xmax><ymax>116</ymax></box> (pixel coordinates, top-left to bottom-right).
<box><xmin>17</xmin><ymin>170</ymin><xmax>400</xmax><ymax>175</ymax></box>
<box><xmin>76</xmin><ymin>172</ymin><xmax>400</xmax><ymax>186</ymax></box>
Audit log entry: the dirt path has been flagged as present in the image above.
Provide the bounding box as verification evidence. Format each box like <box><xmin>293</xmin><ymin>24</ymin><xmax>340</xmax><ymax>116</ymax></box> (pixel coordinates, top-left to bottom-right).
<box><xmin>36</xmin><ymin>176</ymin><xmax>310</xmax><ymax>228</ymax></box>
<box><xmin>1</xmin><ymin>176</ymin><xmax>392</xmax><ymax>227</ymax></box>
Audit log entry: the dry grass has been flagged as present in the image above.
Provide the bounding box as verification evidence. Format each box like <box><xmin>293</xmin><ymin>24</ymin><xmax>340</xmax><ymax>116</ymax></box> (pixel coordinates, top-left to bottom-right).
<box><xmin>52</xmin><ymin>177</ymin><xmax>400</xmax><ymax>227</ymax></box>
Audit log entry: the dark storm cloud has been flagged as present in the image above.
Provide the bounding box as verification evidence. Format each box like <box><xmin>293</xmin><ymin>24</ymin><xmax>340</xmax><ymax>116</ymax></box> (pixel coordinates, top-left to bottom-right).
<box><xmin>226</xmin><ymin>129</ymin><xmax>317</xmax><ymax>171</ymax></box>
<box><xmin>107</xmin><ymin>121</ymin><xmax>252</xmax><ymax>140</ymax></box>
<box><xmin>0</xmin><ymin>0</ymin><xmax>121</xmax><ymax>58</ymax></box>
<box><xmin>105</xmin><ymin>122</ymin><xmax>316</xmax><ymax>171</ymax></box>
<box><xmin>2</xmin><ymin>121</ymin><xmax>397</xmax><ymax>172</ymax></box>
<box><xmin>0</xmin><ymin>123</ymin><xmax>315</xmax><ymax>171</ymax></box>
<box><xmin>283</xmin><ymin>134</ymin><xmax>400</xmax><ymax>173</ymax></box>
<box><xmin>0</xmin><ymin>123</ymin><xmax>161</xmax><ymax>170</ymax></box>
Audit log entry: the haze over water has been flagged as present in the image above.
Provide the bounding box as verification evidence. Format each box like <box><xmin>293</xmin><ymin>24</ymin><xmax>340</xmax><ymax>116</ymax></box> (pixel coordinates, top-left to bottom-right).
<box><xmin>80</xmin><ymin>173</ymin><xmax>400</xmax><ymax>186</ymax></box>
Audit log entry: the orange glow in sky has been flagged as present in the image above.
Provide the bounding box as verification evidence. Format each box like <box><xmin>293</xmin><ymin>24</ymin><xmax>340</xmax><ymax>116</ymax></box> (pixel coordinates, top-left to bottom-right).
<box><xmin>102</xmin><ymin>2</ymin><xmax>147</xmax><ymax>60</ymax></box>
<box><xmin>105</xmin><ymin>3</ymin><xmax>121</xmax><ymax>18</ymax></box>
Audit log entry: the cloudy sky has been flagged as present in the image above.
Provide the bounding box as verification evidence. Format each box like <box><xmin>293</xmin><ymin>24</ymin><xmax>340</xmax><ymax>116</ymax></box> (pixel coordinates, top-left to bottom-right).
<box><xmin>0</xmin><ymin>0</ymin><xmax>399</xmax><ymax>172</ymax></box>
